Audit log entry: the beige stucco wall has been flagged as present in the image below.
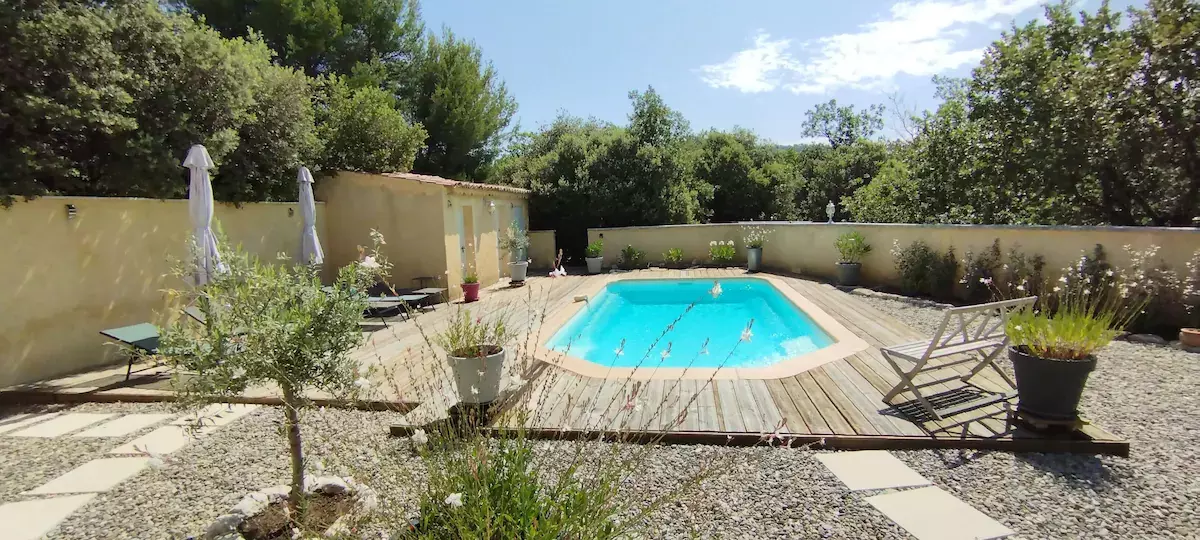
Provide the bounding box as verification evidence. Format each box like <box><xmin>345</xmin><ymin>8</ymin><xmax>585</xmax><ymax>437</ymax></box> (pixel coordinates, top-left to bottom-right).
<box><xmin>529</xmin><ymin>230</ymin><xmax>557</xmax><ymax>269</ymax></box>
<box><xmin>589</xmin><ymin>222</ymin><xmax>1200</xmax><ymax>286</ymax></box>
<box><xmin>442</xmin><ymin>189</ymin><xmax>528</xmax><ymax>299</ymax></box>
<box><xmin>0</xmin><ymin>196</ymin><xmax>325</xmax><ymax>387</ymax></box>
<box><xmin>319</xmin><ymin>172</ymin><xmax>449</xmax><ymax>288</ymax></box>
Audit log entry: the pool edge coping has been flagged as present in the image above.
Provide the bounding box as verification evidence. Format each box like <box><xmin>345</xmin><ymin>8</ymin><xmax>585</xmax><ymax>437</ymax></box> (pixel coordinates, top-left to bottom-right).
<box><xmin>532</xmin><ymin>273</ymin><xmax>870</xmax><ymax>381</ymax></box>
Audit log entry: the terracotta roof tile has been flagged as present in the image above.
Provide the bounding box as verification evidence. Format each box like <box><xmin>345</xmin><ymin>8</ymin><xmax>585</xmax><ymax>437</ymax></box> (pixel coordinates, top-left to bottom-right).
<box><xmin>380</xmin><ymin>172</ymin><xmax>529</xmax><ymax>195</ymax></box>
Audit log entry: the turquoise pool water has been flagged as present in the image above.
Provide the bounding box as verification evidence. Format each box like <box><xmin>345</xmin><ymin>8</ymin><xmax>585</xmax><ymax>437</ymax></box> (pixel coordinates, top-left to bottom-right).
<box><xmin>546</xmin><ymin>278</ymin><xmax>833</xmax><ymax>369</ymax></box>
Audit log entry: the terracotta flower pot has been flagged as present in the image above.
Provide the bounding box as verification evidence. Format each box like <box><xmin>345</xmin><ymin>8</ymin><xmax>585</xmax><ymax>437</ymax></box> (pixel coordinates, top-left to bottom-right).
<box><xmin>1181</xmin><ymin>328</ymin><xmax>1200</xmax><ymax>348</ymax></box>
<box><xmin>461</xmin><ymin>282</ymin><xmax>480</xmax><ymax>302</ymax></box>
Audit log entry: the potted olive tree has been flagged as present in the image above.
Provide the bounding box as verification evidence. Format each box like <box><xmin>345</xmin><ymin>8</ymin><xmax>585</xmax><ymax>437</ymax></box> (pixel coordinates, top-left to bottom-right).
<box><xmin>499</xmin><ymin>220</ymin><xmax>531</xmax><ymax>284</ymax></box>
<box><xmin>1006</xmin><ymin>275</ymin><xmax>1143</xmax><ymax>423</ymax></box>
<box><xmin>743</xmin><ymin>226</ymin><xmax>771</xmax><ymax>272</ymax></box>
<box><xmin>585</xmin><ymin>239</ymin><xmax>604</xmax><ymax>274</ymax></box>
<box><xmin>435</xmin><ymin>307</ymin><xmax>514</xmax><ymax>404</ymax></box>
<box><xmin>835</xmin><ymin>231</ymin><xmax>871</xmax><ymax>286</ymax></box>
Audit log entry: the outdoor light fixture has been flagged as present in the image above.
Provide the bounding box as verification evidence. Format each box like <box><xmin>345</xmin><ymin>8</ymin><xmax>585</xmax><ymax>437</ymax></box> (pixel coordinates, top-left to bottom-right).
<box><xmin>288</xmin><ymin>207</ymin><xmax>294</xmax><ymax>217</ymax></box>
<box><xmin>826</xmin><ymin>201</ymin><xmax>835</xmax><ymax>223</ymax></box>
<box><xmin>65</xmin><ymin>204</ymin><xmax>77</xmax><ymax>220</ymax></box>
<box><xmin>487</xmin><ymin>199</ymin><xmax>496</xmax><ymax>213</ymax></box>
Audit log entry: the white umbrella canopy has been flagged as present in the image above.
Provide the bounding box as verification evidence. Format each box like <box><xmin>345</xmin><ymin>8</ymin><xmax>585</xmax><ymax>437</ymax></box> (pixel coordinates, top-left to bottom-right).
<box><xmin>182</xmin><ymin>144</ymin><xmax>222</xmax><ymax>286</ymax></box>
<box><xmin>298</xmin><ymin>166</ymin><xmax>324</xmax><ymax>265</ymax></box>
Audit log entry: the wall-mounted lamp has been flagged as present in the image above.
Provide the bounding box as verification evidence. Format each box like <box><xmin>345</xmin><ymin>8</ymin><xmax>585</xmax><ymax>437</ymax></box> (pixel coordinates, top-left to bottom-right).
<box><xmin>447</xmin><ymin>199</ymin><xmax>453</xmax><ymax>208</ymax></box>
<box><xmin>486</xmin><ymin>199</ymin><xmax>496</xmax><ymax>214</ymax></box>
<box><xmin>288</xmin><ymin>207</ymin><xmax>294</xmax><ymax>217</ymax></box>
<box><xmin>65</xmin><ymin>204</ymin><xmax>77</xmax><ymax>220</ymax></box>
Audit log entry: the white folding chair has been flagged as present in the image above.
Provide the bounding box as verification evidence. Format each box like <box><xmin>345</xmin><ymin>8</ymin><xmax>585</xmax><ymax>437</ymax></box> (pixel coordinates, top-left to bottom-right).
<box><xmin>881</xmin><ymin>296</ymin><xmax>1036</xmax><ymax>420</ymax></box>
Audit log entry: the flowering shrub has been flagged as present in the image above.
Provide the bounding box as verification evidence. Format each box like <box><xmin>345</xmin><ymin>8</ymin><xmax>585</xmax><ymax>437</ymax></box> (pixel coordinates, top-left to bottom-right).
<box><xmin>1186</xmin><ymin>251</ymin><xmax>1200</xmax><ymax>327</ymax></box>
<box><xmin>742</xmin><ymin>226</ymin><xmax>772</xmax><ymax>249</ymax></box>
<box><xmin>1002</xmin><ymin>245</ymin><xmax>1046</xmax><ymax>300</ymax></box>
<box><xmin>1120</xmin><ymin>244</ymin><xmax>1186</xmax><ymax>334</ymax></box>
<box><xmin>892</xmin><ymin>240</ymin><xmax>957</xmax><ymax>299</ymax></box>
<box><xmin>709</xmin><ymin>240</ymin><xmax>736</xmax><ymax>263</ymax></box>
<box><xmin>663</xmin><ymin>247</ymin><xmax>685</xmax><ymax>266</ymax></box>
<box><xmin>619</xmin><ymin>244</ymin><xmax>646</xmax><ymax>269</ymax></box>
<box><xmin>960</xmin><ymin>239</ymin><xmax>1002</xmax><ymax>302</ymax></box>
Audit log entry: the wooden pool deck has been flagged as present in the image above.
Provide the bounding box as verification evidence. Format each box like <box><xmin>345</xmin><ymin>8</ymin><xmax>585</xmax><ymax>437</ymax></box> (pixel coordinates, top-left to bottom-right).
<box><xmin>3</xmin><ymin>268</ymin><xmax>1127</xmax><ymax>455</ymax></box>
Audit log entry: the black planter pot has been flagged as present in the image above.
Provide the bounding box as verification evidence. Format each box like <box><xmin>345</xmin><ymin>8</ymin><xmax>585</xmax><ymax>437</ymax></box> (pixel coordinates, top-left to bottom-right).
<box><xmin>836</xmin><ymin>262</ymin><xmax>862</xmax><ymax>286</ymax></box>
<box><xmin>1009</xmin><ymin>346</ymin><xmax>1096</xmax><ymax>421</ymax></box>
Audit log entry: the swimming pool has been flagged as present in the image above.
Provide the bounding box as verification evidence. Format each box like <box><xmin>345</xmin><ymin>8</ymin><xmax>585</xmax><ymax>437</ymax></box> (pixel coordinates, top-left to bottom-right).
<box><xmin>546</xmin><ymin>278</ymin><xmax>835</xmax><ymax>370</ymax></box>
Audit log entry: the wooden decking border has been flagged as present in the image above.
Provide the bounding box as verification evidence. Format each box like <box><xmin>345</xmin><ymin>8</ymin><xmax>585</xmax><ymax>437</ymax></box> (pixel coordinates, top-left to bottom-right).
<box><xmin>388</xmin><ymin>424</ymin><xmax>1130</xmax><ymax>457</ymax></box>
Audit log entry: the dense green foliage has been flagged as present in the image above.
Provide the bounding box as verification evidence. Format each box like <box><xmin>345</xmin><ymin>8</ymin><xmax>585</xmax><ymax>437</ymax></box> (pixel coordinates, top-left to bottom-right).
<box><xmin>315</xmin><ymin>77</ymin><xmax>427</xmax><ymax>173</ymax></box>
<box><xmin>408</xmin><ymin>30</ymin><xmax>517</xmax><ymax>180</ymax></box>
<box><xmin>0</xmin><ymin>0</ymin><xmax>320</xmax><ymax>205</ymax></box>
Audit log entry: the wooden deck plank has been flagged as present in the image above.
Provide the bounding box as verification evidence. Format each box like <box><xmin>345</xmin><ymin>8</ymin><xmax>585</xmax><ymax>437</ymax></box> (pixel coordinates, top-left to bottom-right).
<box><xmin>778</xmin><ymin>376</ymin><xmax>832</xmax><ymax>435</ymax></box>
<box><xmin>748</xmin><ymin>379</ymin><xmax>785</xmax><ymax>433</ymax></box>
<box><xmin>731</xmin><ymin>380</ymin><xmax>766</xmax><ymax>433</ymax></box>
<box><xmin>766</xmin><ymin>379</ymin><xmax>809</xmax><ymax>433</ymax></box>
<box><xmin>810</xmin><ymin>367</ymin><xmax>880</xmax><ymax>435</ymax></box>
<box><xmin>694</xmin><ymin>380</ymin><xmax>719</xmax><ymax>432</ymax></box>
<box><xmin>796</xmin><ymin>371</ymin><xmax>855</xmax><ymax>434</ymax></box>
<box><xmin>714</xmin><ymin>380</ymin><xmax>745</xmax><ymax>432</ymax></box>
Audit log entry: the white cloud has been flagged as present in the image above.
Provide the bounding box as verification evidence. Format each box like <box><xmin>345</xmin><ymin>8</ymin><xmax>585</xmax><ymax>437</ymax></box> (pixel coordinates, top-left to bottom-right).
<box><xmin>699</xmin><ymin>0</ymin><xmax>1041</xmax><ymax>94</ymax></box>
<box><xmin>699</xmin><ymin>32</ymin><xmax>797</xmax><ymax>93</ymax></box>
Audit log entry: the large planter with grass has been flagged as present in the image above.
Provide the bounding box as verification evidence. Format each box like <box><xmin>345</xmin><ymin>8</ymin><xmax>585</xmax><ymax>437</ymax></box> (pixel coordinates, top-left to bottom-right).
<box><xmin>747</xmin><ymin>247</ymin><xmax>763</xmax><ymax>272</ymax></box>
<box><xmin>462</xmin><ymin>282</ymin><xmax>480</xmax><ymax>302</ymax></box>
<box><xmin>509</xmin><ymin>261</ymin><xmax>529</xmax><ymax>283</ymax></box>
<box><xmin>1009</xmin><ymin>346</ymin><xmax>1096</xmax><ymax>421</ymax></box>
<box><xmin>448</xmin><ymin>346</ymin><xmax>505</xmax><ymax>403</ymax></box>
<box><xmin>836</xmin><ymin>262</ymin><xmax>862</xmax><ymax>286</ymax></box>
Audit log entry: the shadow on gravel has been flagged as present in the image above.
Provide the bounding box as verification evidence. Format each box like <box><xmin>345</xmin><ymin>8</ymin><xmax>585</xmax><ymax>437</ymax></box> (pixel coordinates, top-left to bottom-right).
<box><xmin>1017</xmin><ymin>453</ymin><xmax>1119</xmax><ymax>490</ymax></box>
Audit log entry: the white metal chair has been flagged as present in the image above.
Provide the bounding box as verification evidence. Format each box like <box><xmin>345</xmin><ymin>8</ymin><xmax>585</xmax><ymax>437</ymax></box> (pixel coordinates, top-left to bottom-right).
<box><xmin>881</xmin><ymin>296</ymin><xmax>1037</xmax><ymax>420</ymax></box>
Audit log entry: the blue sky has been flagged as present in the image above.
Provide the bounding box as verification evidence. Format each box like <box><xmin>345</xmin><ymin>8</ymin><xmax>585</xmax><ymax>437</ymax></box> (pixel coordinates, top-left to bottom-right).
<box><xmin>422</xmin><ymin>0</ymin><xmax>1128</xmax><ymax>143</ymax></box>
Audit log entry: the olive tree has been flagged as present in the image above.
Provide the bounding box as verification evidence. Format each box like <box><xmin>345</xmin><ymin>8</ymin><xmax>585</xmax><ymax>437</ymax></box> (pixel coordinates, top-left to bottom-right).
<box><xmin>161</xmin><ymin>232</ymin><xmax>388</xmax><ymax>518</ymax></box>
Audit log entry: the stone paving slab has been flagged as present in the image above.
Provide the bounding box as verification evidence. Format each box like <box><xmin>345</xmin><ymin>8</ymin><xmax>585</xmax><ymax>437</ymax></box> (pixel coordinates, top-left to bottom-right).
<box><xmin>171</xmin><ymin>403</ymin><xmax>259</xmax><ymax>430</ymax></box>
<box><xmin>866</xmin><ymin>486</ymin><xmax>1015</xmax><ymax>540</ymax></box>
<box><xmin>8</xmin><ymin>413</ymin><xmax>116</xmax><ymax>438</ymax></box>
<box><xmin>0</xmin><ymin>494</ymin><xmax>98</xmax><ymax>540</ymax></box>
<box><xmin>816</xmin><ymin>450</ymin><xmax>931</xmax><ymax>491</ymax></box>
<box><xmin>110</xmin><ymin>425</ymin><xmax>196</xmax><ymax>456</ymax></box>
<box><xmin>0</xmin><ymin>413</ymin><xmax>59</xmax><ymax>435</ymax></box>
<box><xmin>25</xmin><ymin>458</ymin><xmax>151</xmax><ymax>495</ymax></box>
<box><xmin>73</xmin><ymin>413</ymin><xmax>175</xmax><ymax>438</ymax></box>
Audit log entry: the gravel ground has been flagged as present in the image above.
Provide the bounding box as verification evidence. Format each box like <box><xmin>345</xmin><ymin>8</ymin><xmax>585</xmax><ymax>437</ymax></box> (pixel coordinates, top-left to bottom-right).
<box><xmin>3</xmin><ymin>295</ymin><xmax>1196</xmax><ymax>539</ymax></box>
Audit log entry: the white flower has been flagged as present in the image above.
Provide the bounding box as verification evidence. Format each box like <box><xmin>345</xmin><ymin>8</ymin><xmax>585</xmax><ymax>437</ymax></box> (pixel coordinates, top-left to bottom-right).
<box><xmin>470</xmin><ymin>385</ymin><xmax>479</xmax><ymax>396</ymax></box>
<box><xmin>292</xmin><ymin>527</ymin><xmax>302</xmax><ymax>539</ymax></box>
<box><xmin>411</xmin><ymin>428</ymin><xmax>428</xmax><ymax>446</ymax></box>
<box><xmin>1059</xmin><ymin>275</ymin><xmax>1068</xmax><ymax>283</ymax></box>
<box><xmin>710</xmin><ymin>281</ymin><xmax>722</xmax><ymax>299</ymax></box>
<box><xmin>709</xmin><ymin>241</ymin><xmax>717</xmax><ymax>246</ymax></box>
<box><xmin>1013</xmin><ymin>325</ymin><xmax>1023</xmax><ymax>332</ymax></box>
<box><xmin>1105</xmin><ymin>269</ymin><xmax>1114</xmax><ymax>277</ymax></box>
<box><xmin>613</xmin><ymin>346</ymin><xmax>624</xmax><ymax>357</ymax></box>
<box><xmin>1053</xmin><ymin>286</ymin><xmax>1062</xmax><ymax>292</ymax></box>
<box><xmin>660</xmin><ymin>348</ymin><xmax>671</xmax><ymax>361</ymax></box>
<box><xmin>1083</xmin><ymin>289</ymin><xmax>1091</xmax><ymax>295</ymax></box>
<box><xmin>740</xmin><ymin>327</ymin><xmax>753</xmax><ymax>343</ymax></box>
<box><xmin>1016</xmin><ymin>284</ymin><xmax>1025</xmax><ymax>292</ymax></box>
<box><xmin>360</xmin><ymin>256</ymin><xmax>380</xmax><ymax>269</ymax></box>
<box><xmin>354</xmin><ymin>377</ymin><xmax>371</xmax><ymax>389</ymax></box>
<box><xmin>444</xmin><ymin>493</ymin><xmax>464</xmax><ymax>507</ymax></box>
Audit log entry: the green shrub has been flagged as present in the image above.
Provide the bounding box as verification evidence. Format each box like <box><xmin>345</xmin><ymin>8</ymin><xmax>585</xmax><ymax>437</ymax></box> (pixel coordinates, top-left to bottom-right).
<box><xmin>315</xmin><ymin>77</ymin><xmax>427</xmax><ymax>173</ymax></box>
<box><xmin>664</xmin><ymin>247</ymin><xmax>684</xmax><ymax>265</ymax></box>
<box><xmin>619</xmin><ymin>244</ymin><xmax>646</xmax><ymax>269</ymax></box>
<box><xmin>1004</xmin><ymin>245</ymin><xmax>1046</xmax><ymax>300</ymax></box>
<box><xmin>835</xmin><ymin>231</ymin><xmax>872</xmax><ymax>264</ymax></box>
<box><xmin>585</xmin><ymin>239</ymin><xmax>604</xmax><ymax>258</ymax></box>
<box><xmin>498</xmin><ymin>220</ymin><xmax>530</xmax><ymax>261</ymax></box>
<box><xmin>709</xmin><ymin>240</ymin><xmax>735</xmax><ymax>263</ymax></box>
<box><xmin>931</xmin><ymin>247</ymin><xmax>960</xmax><ymax>301</ymax></box>
<box><xmin>892</xmin><ymin>240</ymin><xmax>938</xmax><ymax>296</ymax></box>
<box><xmin>960</xmin><ymin>239</ymin><xmax>1002</xmax><ymax>302</ymax></box>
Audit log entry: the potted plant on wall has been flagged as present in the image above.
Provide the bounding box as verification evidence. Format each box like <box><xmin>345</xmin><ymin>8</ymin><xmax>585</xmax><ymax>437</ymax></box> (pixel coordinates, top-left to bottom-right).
<box><xmin>585</xmin><ymin>239</ymin><xmax>604</xmax><ymax>274</ymax></box>
<box><xmin>435</xmin><ymin>308</ymin><xmax>514</xmax><ymax>405</ymax></box>
<box><xmin>1005</xmin><ymin>276</ymin><xmax>1144</xmax><ymax>424</ymax></box>
<box><xmin>835</xmin><ymin>231</ymin><xmax>872</xmax><ymax>286</ymax></box>
<box><xmin>499</xmin><ymin>220</ymin><xmax>531</xmax><ymax>284</ymax></box>
<box><xmin>743</xmin><ymin>226</ymin><xmax>771</xmax><ymax>272</ymax></box>
<box><xmin>461</xmin><ymin>272</ymin><xmax>480</xmax><ymax>302</ymax></box>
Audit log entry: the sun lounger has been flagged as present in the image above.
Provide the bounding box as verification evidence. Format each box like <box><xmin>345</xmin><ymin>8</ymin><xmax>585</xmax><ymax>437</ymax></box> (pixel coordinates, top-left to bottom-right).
<box><xmin>881</xmin><ymin>296</ymin><xmax>1037</xmax><ymax>420</ymax></box>
<box><xmin>99</xmin><ymin>323</ymin><xmax>162</xmax><ymax>381</ymax></box>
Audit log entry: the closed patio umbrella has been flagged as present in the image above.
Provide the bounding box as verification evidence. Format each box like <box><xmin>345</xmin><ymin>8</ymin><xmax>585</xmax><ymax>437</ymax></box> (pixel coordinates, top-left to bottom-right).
<box><xmin>182</xmin><ymin>144</ymin><xmax>222</xmax><ymax>286</ymax></box>
<box><xmin>298</xmin><ymin>166</ymin><xmax>323</xmax><ymax>265</ymax></box>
